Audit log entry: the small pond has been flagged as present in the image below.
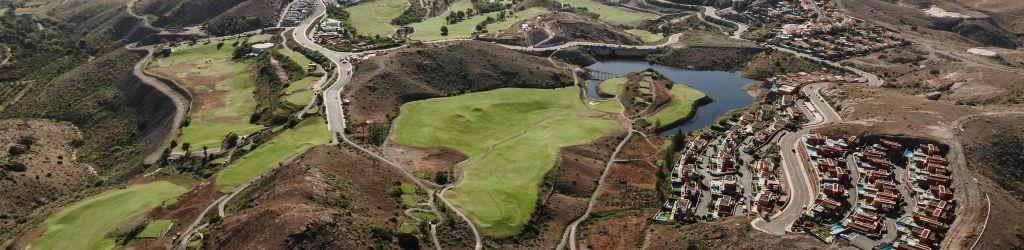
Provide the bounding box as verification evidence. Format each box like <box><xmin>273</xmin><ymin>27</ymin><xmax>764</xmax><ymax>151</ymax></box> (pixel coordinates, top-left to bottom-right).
<box><xmin>584</xmin><ymin>59</ymin><xmax>758</xmax><ymax>135</ymax></box>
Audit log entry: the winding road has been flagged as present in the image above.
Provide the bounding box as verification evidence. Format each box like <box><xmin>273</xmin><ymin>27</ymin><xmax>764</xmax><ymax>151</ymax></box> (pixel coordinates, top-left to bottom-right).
<box><xmin>125</xmin><ymin>44</ymin><xmax>190</xmax><ymax>165</ymax></box>
<box><xmin>751</xmin><ymin>83</ymin><xmax>841</xmax><ymax>234</ymax></box>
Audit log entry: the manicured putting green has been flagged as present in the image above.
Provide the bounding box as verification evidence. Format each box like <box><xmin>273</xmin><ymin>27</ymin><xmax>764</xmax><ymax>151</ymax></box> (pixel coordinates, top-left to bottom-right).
<box><xmin>149</xmin><ymin>40</ymin><xmax>264</xmax><ymax>150</ymax></box>
<box><xmin>557</xmin><ymin>0</ymin><xmax>655</xmax><ymax>25</ymax></box>
<box><xmin>137</xmin><ymin>219</ymin><xmax>176</xmax><ymax>238</ymax></box>
<box><xmin>215</xmin><ymin>117</ymin><xmax>329</xmax><ymax>192</ymax></box>
<box><xmin>348</xmin><ymin>0</ymin><xmax>409</xmax><ymax>37</ymax></box>
<box><xmin>31</xmin><ymin>181</ymin><xmax>187</xmax><ymax>249</ymax></box>
<box><xmin>646</xmin><ymin>84</ymin><xmax>706</xmax><ymax>126</ymax></box>
<box><xmin>392</xmin><ymin>87</ymin><xmax>618</xmax><ymax>236</ymax></box>
<box><xmin>408</xmin><ymin>3</ymin><xmax>547</xmax><ymax>41</ymax></box>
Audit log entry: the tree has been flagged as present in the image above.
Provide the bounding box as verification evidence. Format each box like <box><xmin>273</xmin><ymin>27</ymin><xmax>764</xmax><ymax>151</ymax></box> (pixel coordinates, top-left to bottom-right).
<box><xmin>181</xmin><ymin>142</ymin><xmax>191</xmax><ymax>154</ymax></box>
<box><xmin>222</xmin><ymin>133</ymin><xmax>239</xmax><ymax>149</ymax></box>
<box><xmin>440</xmin><ymin>26</ymin><xmax>449</xmax><ymax>36</ymax></box>
<box><xmin>671</xmin><ymin>130</ymin><xmax>687</xmax><ymax>151</ymax></box>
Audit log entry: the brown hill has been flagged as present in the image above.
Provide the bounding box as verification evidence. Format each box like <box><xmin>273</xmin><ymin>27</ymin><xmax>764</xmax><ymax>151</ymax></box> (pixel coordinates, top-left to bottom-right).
<box><xmin>135</xmin><ymin>0</ymin><xmax>289</xmax><ymax>35</ymax></box>
<box><xmin>342</xmin><ymin>40</ymin><xmax>574</xmax><ymax>130</ymax></box>
<box><xmin>1</xmin><ymin>48</ymin><xmax>177</xmax><ymax>180</ymax></box>
<box><xmin>0</xmin><ymin>119</ymin><xmax>95</xmax><ymax>239</ymax></box>
<box><xmin>207</xmin><ymin>145</ymin><xmax>429</xmax><ymax>249</ymax></box>
<box><xmin>486</xmin><ymin>11</ymin><xmax>645</xmax><ymax>47</ymax></box>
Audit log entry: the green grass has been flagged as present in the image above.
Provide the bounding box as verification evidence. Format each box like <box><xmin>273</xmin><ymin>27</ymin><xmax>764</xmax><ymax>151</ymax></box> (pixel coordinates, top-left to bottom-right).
<box><xmin>645</xmin><ymin>84</ymin><xmax>706</xmax><ymax>126</ymax></box>
<box><xmin>348</xmin><ymin>0</ymin><xmax>409</xmax><ymax>37</ymax></box>
<box><xmin>400</xmin><ymin>182</ymin><xmax>418</xmax><ymax>205</ymax></box>
<box><xmin>408</xmin><ymin>4</ymin><xmax>547</xmax><ymax>41</ymax></box>
<box><xmin>278</xmin><ymin>47</ymin><xmax>315</xmax><ymax>72</ymax></box>
<box><xmin>557</xmin><ymin>0</ymin><xmax>655</xmax><ymax>25</ymax></box>
<box><xmin>625</xmin><ymin>29</ymin><xmax>665</xmax><ymax>44</ymax></box>
<box><xmin>215</xmin><ymin>118</ymin><xmax>330</xmax><ymax>192</ymax></box>
<box><xmin>598</xmin><ymin>77</ymin><xmax>628</xmax><ymax>96</ymax></box>
<box><xmin>137</xmin><ymin>219</ymin><xmax>176</xmax><ymax>238</ymax></box>
<box><xmin>399</xmin><ymin>223</ymin><xmax>415</xmax><ymax>233</ymax></box>
<box><xmin>284</xmin><ymin>90</ymin><xmax>315</xmax><ymax>106</ymax></box>
<box><xmin>392</xmin><ymin>87</ymin><xmax>618</xmax><ymax>236</ymax></box>
<box><xmin>286</xmin><ymin>76</ymin><xmax>319</xmax><ymax>93</ymax></box>
<box><xmin>247</xmin><ymin>34</ymin><xmax>273</xmax><ymax>43</ymax></box>
<box><xmin>591</xmin><ymin>100</ymin><xmax>622</xmax><ymax>113</ymax></box>
<box><xmin>31</xmin><ymin>181</ymin><xmax>187</xmax><ymax>249</ymax></box>
<box><xmin>149</xmin><ymin>41</ymin><xmax>264</xmax><ymax>150</ymax></box>
<box><xmin>401</xmin><ymin>182</ymin><xmax>416</xmax><ymax>193</ymax></box>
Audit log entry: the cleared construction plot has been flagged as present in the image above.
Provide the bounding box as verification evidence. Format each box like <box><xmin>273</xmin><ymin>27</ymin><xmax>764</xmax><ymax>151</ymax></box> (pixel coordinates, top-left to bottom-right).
<box><xmin>391</xmin><ymin>87</ymin><xmax>619</xmax><ymax>236</ymax></box>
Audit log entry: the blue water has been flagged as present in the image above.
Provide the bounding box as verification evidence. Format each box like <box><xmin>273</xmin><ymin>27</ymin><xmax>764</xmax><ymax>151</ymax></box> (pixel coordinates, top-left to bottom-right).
<box><xmin>584</xmin><ymin>59</ymin><xmax>758</xmax><ymax>135</ymax></box>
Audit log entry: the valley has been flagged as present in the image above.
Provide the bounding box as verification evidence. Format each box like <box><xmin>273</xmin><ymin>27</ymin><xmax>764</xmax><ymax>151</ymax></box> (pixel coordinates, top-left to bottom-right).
<box><xmin>1</xmin><ymin>0</ymin><xmax>1022</xmax><ymax>249</ymax></box>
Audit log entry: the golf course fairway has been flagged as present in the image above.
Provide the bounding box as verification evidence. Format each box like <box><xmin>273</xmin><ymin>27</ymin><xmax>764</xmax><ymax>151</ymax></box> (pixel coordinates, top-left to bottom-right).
<box><xmin>30</xmin><ymin>181</ymin><xmax>187</xmax><ymax>250</ymax></box>
<box><xmin>215</xmin><ymin>117</ymin><xmax>329</xmax><ymax>192</ymax></box>
<box><xmin>148</xmin><ymin>40</ymin><xmax>264</xmax><ymax>151</ymax></box>
<box><xmin>391</xmin><ymin>87</ymin><xmax>619</xmax><ymax>236</ymax></box>
<box><xmin>645</xmin><ymin>84</ymin><xmax>706</xmax><ymax>126</ymax></box>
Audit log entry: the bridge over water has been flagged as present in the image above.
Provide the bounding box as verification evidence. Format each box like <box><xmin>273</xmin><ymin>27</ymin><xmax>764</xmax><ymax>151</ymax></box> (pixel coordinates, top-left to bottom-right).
<box><xmin>584</xmin><ymin>69</ymin><xmax>621</xmax><ymax>81</ymax></box>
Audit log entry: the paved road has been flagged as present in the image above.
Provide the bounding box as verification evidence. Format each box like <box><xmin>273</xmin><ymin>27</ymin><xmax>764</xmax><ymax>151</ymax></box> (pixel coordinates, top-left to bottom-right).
<box><xmin>126</xmin><ymin>44</ymin><xmax>189</xmax><ymax>164</ymax></box>
<box><xmin>292</xmin><ymin>2</ymin><xmax>477</xmax><ymax>249</ymax></box>
<box><xmin>752</xmin><ymin>83</ymin><xmax>840</xmax><ymax>234</ymax></box>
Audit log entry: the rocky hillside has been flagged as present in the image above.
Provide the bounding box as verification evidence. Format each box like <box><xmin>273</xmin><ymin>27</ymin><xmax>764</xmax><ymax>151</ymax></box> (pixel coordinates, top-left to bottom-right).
<box><xmin>135</xmin><ymin>0</ymin><xmax>289</xmax><ymax>35</ymax></box>
<box><xmin>342</xmin><ymin>40</ymin><xmax>574</xmax><ymax>129</ymax></box>
<box><xmin>487</xmin><ymin>12</ymin><xmax>645</xmax><ymax>46</ymax></box>
<box><xmin>207</xmin><ymin>146</ymin><xmax>429</xmax><ymax>249</ymax></box>
<box><xmin>1</xmin><ymin>48</ymin><xmax>176</xmax><ymax>179</ymax></box>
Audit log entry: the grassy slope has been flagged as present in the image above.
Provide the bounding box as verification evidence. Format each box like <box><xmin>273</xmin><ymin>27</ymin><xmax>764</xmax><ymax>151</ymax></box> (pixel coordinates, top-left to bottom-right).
<box><xmin>557</xmin><ymin>0</ymin><xmax>653</xmax><ymax>25</ymax></box>
<box><xmin>137</xmin><ymin>219</ymin><xmax>175</xmax><ymax>238</ymax></box>
<box><xmin>278</xmin><ymin>46</ymin><xmax>314</xmax><ymax>73</ymax></box>
<box><xmin>598</xmin><ymin>77</ymin><xmax>628</xmax><ymax>96</ymax></box>
<box><xmin>30</xmin><ymin>181</ymin><xmax>187</xmax><ymax>249</ymax></box>
<box><xmin>149</xmin><ymin>41</ymin><xmax>264</xmax><ymax>150</ymax></box>
<box><xmin>215</xmin><ymin>117</ymin><xmax>330</xmax><ymax>192</ymax></box>
<box><xmin>348</xmin><ymin>0</ymin><xmax>409</xmax><ymax>37</ymax></box>
<box><xmin>392</xmin><ymin>87</ymin><xmax>618</xmax><ymax>236</ymax></box>
<box><xmin>408</xmin><ymin>1</ymin><xmax>547</xmax><ymax>41</ymax></box>
<box><xmin>625</xmin><ymin>29</ymin><xmax>664</xmax><ymax>44</ymax></box>
<box><xmin>645</xmin><ymin>84</ymin><xmax>706</xmax><ymax>125</ymax></box>
<box><xmin>284</xmin><ymin>90</ymin><xmax>315</xmax><ymax>106</ymax></box>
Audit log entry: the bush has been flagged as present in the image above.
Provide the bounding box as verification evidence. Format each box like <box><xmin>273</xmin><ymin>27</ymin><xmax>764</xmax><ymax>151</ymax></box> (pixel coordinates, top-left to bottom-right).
<box><xmin>7</xmin><ymin>145</ymin><xmax>26</xmax><ymax>156</ymax></box>
<box><xmin>2</xmin><ymin>161</ymin><xmax>27</xmax><ymax>172</ymax></box>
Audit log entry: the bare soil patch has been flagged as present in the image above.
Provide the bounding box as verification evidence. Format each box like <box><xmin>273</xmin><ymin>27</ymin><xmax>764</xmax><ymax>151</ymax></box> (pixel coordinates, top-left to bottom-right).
<box><xmin>646</xmin><ymin>216</ymin><xmax>830</xmax><ymax>248</ymax></box>
<box><xmin>389</xmin><ymin>145</ymin><xmax>464</xmax><ymax>178</ymax></box>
